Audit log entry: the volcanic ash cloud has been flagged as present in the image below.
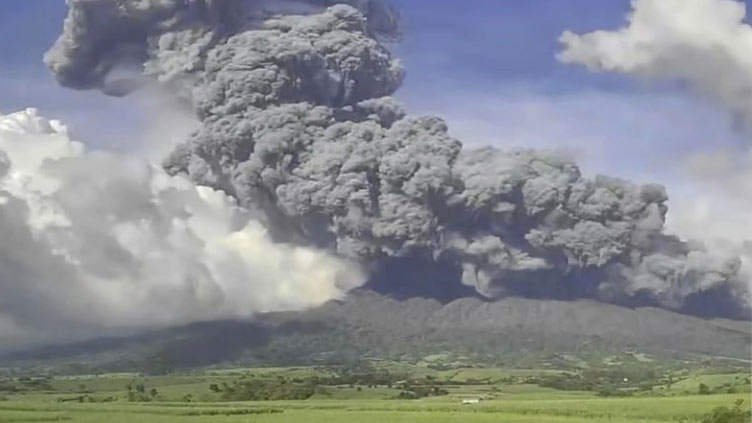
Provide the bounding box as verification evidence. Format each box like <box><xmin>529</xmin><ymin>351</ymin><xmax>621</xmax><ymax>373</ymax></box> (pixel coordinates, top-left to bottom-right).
<box><xmin>42</xmin><ymin>0</ymin><xmax>751</xmax><ymax>318</ymax></box>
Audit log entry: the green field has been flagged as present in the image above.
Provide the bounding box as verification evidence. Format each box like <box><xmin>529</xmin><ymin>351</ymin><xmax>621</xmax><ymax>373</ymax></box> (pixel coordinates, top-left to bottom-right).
<box><xmin>0</xmin><ymin>393</ymin><xmax>749</xmax><ymax>422</ymax></box>
<box><xmin>0</xmin><ymin>361</ymin><xmax>749</xmax><ymax>422</ymax></box>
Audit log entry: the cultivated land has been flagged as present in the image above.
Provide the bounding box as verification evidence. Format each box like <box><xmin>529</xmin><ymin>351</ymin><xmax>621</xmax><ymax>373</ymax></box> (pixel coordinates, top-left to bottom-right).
<box><xmin>0</xmin><ymin>356</ymin><xmax>749</xmax><ymax>422</ymax></box>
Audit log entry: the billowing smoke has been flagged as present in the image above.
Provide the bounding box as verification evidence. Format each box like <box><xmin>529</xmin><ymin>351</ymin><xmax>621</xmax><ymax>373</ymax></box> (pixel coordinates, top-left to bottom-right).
<box><xmin>45</xmin><ymin>0</ymin><xmax>400</xmax><ymax>95</ymax></box>
<box><xmin>0</xmin><ymin>108</ymin><xmax>362</xmax><ymax>349</ymax></box>
<box><xmin>44</xmin><ymin>0</ymin><xmax>750</xmax><ymax>319</ymax></box>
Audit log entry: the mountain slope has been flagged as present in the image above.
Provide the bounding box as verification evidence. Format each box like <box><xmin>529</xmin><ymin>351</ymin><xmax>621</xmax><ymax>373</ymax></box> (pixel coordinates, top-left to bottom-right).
<box><xmin>264</xmin><ymin>291</ymin><xmax>751</xmax><ymax>359</ymax></box>
<box><xmin>2</xmin><ymin>292</ymin><xmax>749</xmax><ymax>373</ymax></box>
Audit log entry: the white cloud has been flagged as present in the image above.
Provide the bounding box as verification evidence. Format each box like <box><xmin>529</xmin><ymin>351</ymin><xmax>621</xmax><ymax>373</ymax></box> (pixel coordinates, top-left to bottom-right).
<box><xmin>559</xmin><ymin>0</ymin><xmax>752</xmax><ymax>126</ymax></box>
<box><xmin>0</xmin><ymin>109</ymin><xmax>363</xmax><ymax>349</ymax></box>
<box><xmin>668</xmin><ymin>149</ymin><xmax>752</xmax><ymax>250</ymax></box>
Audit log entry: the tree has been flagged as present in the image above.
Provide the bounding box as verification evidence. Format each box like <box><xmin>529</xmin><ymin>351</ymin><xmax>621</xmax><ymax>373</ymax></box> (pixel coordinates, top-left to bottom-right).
<box><xmin>701</xmin><ymin>400</ymin><xmax>750</xmax><ymax>423</ymax></box>
<box><xmin>698</xmin><ymin>383</ymin><xmax>711</xmax><ymax>395</ymax></box>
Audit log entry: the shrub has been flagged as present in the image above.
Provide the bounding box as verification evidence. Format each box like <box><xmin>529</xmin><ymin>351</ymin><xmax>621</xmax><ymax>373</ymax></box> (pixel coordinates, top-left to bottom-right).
<box><xmin>699</xmin><ymin>383</ymin><xmax>711</xmax><ymax>395</ymax></box>
<box><xmin>701</xmin><ymin>400</ymin><xmax>750</xmax><ymax>423</ymax></box>
<box><xmin>220</xmin><ymin>380</ymin><xmax>316</xmax><ymax>401</ymax></box>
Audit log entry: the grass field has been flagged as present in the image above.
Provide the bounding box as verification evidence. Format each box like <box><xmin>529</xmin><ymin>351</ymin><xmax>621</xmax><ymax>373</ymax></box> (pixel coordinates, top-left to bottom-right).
<box><xmin>0</xmin><ymin>362</ymin><xmax>749</xmax><ymax>422</ymax></box>
<box><xmin>0</xmin><ymin>393</ymin><xmax>749</xmax><ymax>422</ymax></box>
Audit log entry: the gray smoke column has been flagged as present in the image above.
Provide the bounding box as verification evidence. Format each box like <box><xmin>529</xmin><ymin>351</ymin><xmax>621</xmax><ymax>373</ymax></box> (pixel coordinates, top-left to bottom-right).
<box><xmin>47</xmin><ymin>0</ymin><xmax>750</xmax><ymax>318</ymax></box>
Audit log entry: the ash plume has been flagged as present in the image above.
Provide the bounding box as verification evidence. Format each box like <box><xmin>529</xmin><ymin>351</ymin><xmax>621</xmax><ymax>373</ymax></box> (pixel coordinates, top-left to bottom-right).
<box><xmin>46</xmin><ymin>0</ymin><xmax>750</xmax><ymax>319</ymax></box>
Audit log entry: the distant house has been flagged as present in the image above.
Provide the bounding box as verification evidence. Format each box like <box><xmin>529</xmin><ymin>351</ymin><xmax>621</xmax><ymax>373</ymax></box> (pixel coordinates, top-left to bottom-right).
<box><xmin>462</xmin><ymin>398</ymin><xmax>481</xmax><ymax>405</ymax></box>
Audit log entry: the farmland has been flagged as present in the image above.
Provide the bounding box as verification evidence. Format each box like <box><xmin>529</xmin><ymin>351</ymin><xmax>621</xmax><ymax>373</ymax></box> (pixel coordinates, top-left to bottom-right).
<box><xmin>0</xmin><ymin>357</ymin><xmax>749</xmax><ymax>422</ymax></box>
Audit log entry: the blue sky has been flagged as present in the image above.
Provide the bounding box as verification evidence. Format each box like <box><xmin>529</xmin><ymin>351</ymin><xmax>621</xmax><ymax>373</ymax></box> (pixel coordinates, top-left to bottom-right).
<box><xmin>395</xmin><ymin>0</ymin><xmax>632</xmax><ymax>91</ymax></box>
<box><xmin>0</xmin><ymin>1</ymin><xmax>746</xmax><ymax>184</ymax></box>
